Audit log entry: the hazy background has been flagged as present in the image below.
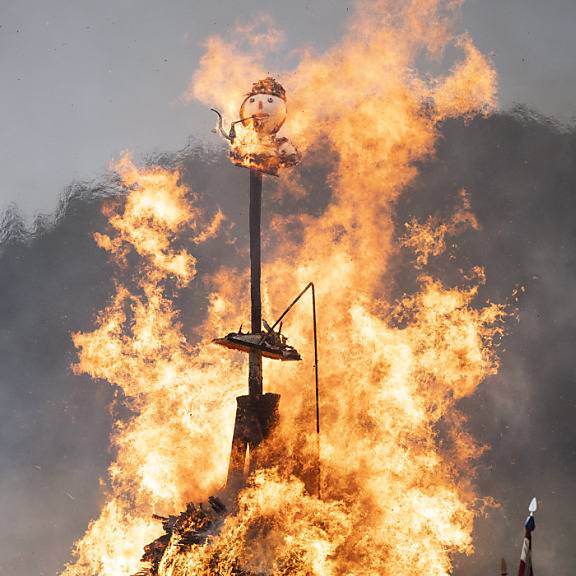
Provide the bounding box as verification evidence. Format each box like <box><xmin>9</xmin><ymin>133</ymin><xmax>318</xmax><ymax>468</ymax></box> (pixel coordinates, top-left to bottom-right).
<box><xmin>1</xmin><ymin>1</ymin><xmax>575</xmax><ymax>575</ymax></box>
<box><xmin>1</xmin><ymin>0</ymin><xmax>576</xmax><ymax>218</ymax></box>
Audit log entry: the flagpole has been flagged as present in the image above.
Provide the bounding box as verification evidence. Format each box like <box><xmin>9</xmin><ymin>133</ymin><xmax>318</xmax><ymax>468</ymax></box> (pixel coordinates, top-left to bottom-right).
<box><xmin>517</xmin><ymin>497</ymin><xmax>537</xmax><ymax>576</ymax></box>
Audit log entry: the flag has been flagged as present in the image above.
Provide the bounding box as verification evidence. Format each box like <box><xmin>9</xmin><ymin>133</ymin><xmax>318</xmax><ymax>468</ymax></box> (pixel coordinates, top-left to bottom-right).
<box><xmin>518</xmin><ymin>497</ymin><xmax>537</xmax><ymax>576</ymax></box>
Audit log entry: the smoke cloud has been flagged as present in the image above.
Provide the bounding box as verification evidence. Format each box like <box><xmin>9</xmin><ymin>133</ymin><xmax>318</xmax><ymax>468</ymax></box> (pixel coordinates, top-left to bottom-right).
<box><xmin>0</xmin><ymin>110</ymin><xmax>574</xmax><ymax>575</ymax></box>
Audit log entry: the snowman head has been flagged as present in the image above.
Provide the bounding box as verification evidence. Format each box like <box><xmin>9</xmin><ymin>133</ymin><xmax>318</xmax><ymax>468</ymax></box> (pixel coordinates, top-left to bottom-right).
<box><xmin>240</xmin><ymin>77</ymin><xmax>287</xmax><ymax>136</ymax></box>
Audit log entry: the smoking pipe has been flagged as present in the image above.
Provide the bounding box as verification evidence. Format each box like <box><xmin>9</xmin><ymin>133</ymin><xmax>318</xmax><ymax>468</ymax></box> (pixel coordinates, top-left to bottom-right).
<box><xmin>210</xmin><ymin>108</ymin><xmax>264</xmax><ymax>144</ymax></box>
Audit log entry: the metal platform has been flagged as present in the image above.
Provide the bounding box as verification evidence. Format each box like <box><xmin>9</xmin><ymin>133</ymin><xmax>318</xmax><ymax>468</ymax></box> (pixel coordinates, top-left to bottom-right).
<box><xmin>213</xmin><ymin>330</ymin><xmax>301</xmax><ymax>361</ymax></box>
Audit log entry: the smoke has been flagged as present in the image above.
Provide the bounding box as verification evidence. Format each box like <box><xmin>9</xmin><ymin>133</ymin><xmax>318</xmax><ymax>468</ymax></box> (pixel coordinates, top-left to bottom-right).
<box><xmin>0</xmin><ymin>111</ymin><xmax>574</xmax><ymax>575</ymax></box>
<box><xmin>394</xmin><ymin>108</ymin><xmax>576</xmax><ymax>574</ymax></box>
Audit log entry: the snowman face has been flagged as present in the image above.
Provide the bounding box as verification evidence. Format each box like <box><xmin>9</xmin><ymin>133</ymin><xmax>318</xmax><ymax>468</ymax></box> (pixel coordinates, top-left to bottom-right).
<box><xmin>240</xmin><ymin>93</ymin><xmax>287</xmax><ymax>135</ymax></box>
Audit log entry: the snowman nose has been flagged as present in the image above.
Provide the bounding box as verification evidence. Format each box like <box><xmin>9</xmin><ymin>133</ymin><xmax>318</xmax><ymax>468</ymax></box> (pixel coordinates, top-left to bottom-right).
<box><xmin>258</xmin><ymin>100</ymin><xmax>264</xmax><ymax>110</ymax></box>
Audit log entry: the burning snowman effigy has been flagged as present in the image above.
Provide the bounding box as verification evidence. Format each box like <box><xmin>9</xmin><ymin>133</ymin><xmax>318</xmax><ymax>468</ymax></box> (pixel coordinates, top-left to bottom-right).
<box><xmin>212</xmin><ymin>77</ymin><xmax>301</xmax><ymax>175</ymax></box>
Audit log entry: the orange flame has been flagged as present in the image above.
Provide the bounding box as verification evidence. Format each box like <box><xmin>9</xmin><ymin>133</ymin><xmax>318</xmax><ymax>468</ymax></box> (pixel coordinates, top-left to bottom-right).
<box><xmin>63</xmin><ymin>1</ymin><xmax>504</xmax><ymax>575</ymax></box>
<box><xmin>402</xmin><ymin>189</ymin><xmax>479</xmax><ymax>267</ymax></box>
<box><xmin>63</xmin><ymin>156</ymin><xmax>237</xmax><ymax>576</ymax></box>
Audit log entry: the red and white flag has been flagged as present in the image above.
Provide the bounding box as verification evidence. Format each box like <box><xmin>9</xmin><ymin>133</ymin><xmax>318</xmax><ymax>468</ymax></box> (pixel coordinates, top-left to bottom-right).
<box><xmin>518</xmin><ymin>497</ymin><xmax>537</xmax><ymax>576</ymax></box>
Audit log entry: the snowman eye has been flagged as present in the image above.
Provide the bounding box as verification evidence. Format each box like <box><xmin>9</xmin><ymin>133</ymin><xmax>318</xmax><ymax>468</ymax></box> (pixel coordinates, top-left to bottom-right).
<box><xmin>249</xmin><ymin>97</ymin><xmax>255</xmax><ymax>103</ymax></box>
<box><xmin>267</xmin><ymin>97</ymin><xmax>274</xmax><ymax>103</ymax></box>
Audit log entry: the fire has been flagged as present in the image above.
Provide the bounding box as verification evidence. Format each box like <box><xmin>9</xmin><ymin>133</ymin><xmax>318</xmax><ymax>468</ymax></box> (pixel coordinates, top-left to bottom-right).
<box><xmin>401</xmin><ymin>189</ymin><xmax>479</xmax><ymax>268</ymax></box>
<box><xmin>63</xmin><ymin>1</ymin><xmax>505</xmax><ymax>575</ymax></box>
<box><xmin>63</xmin><ymin>156</ymin><xmax>236</xmax><ymax>576</ymax></box>
<box><xmin>160</xmin><ymin>470</ymin><xmax>352</xmax><ymax>576</ymax></box>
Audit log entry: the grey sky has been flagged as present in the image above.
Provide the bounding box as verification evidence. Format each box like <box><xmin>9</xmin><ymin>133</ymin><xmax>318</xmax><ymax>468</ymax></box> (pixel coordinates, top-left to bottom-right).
<box><xmin>1</xmin><ymin>0</ymin><xmax>575</xmax><ymax>218</ymax></box>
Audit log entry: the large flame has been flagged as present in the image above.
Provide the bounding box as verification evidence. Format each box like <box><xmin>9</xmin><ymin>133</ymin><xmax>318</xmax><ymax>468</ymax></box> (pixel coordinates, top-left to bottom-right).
<box><xmin>63</xmin><ymin>1</ymin><xmax>504</xmax><ymax>575</ymax></box>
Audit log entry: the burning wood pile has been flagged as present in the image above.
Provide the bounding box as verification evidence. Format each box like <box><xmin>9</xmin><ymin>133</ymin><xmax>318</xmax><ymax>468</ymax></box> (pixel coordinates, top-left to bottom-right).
<box><xmin>134</xmin><ymin>497</ymin><xmax>228</xmax><ymax>576</ymax></box>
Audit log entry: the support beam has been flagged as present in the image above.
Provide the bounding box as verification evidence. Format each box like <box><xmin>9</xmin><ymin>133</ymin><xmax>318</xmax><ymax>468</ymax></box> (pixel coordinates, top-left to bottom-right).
<box><xmin>226</xmin><ymin>393</ymin><xmax>280</xmax><ymax>490</ymax></box>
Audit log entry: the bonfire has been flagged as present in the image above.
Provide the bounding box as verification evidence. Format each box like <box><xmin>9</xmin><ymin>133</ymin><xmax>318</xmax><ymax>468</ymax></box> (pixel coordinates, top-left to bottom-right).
<box><xmin>62</xmin><ymin>2</ymin><xmax>507</xmax><ymax>575</ymax></box>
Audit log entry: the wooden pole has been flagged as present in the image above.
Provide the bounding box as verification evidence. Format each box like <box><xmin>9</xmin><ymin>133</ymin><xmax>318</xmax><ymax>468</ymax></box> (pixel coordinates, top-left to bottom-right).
<box><xmin>248</xmin><ymin>169</ymin><xmax>263</xmax><ymax>396</ymax></box>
